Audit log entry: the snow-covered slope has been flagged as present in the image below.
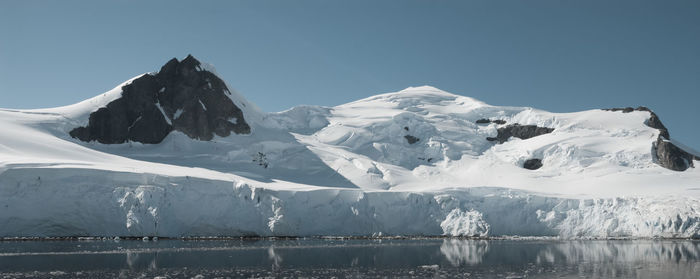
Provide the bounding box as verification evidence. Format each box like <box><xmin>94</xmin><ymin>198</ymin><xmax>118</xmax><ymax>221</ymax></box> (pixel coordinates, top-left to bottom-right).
<box><xmin>1</xmin><ymin>57</ymin><xmax>699</xmax><ymax>238</ymax></box>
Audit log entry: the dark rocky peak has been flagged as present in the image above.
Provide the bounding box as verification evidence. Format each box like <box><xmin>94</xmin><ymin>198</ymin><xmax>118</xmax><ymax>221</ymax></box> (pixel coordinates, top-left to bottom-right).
<box><xmin>70</xmin><ymin>55</ymin><xmax>251</xmax><ymax>144</ymax></box>
<box><xmin>158</xmin><ymin>55</ymin><xmax>201</xmax><ymax>82</ymax></box>
<box><xmin>604</xmin><ymin>106</ymin><xmax>695</xmax><ymax>171</ymax></box>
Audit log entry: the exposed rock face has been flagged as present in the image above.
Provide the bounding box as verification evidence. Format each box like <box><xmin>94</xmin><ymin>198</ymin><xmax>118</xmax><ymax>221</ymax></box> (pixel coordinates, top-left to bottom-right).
<box><xmin>523</xmin><ymin>159</ymin><xmax>543</xmax><ymax>170</ymax></box>
<box><xmin>476</xmin><ymin>118</ymin><xmax>506</xmax><ymax>125</ymax></box>
<box><xmin>604</xmin><ymin>107</ymin><xmax>695</xmax><ymax>171</ymax></box>
<box><xmin>486</xmin><ymin>124</ymin><xmax>554</xmax><ymax>144</ymax></box>
<box><xmin>604</xmin><ymin>107</ymin><xmax>636</xmax><ymax>113</ymax></box>
<box><xmin>70</xmin><ymin>55</ymin><xmax>250</xmax><ymax>144</ymax></box>
<box><xmin>404</xmin><ymin>135</ymin><xmax>420</xmax><ymax>144</ymax></box>
<box><xmin>655</xmin><ymin>138</ymin><xmax>694</xmax><ymax>171</ymax></box>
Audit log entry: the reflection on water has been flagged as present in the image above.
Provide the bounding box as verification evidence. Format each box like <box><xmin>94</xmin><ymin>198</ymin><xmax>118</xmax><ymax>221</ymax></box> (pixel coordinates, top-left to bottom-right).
<box><xmin>267</xmin><ymin>245</ymin><xmax>282</xmax><ymax>270</ymax></box>
<box><xmin>440</xmin><ymin>239</ymin><xmax>700</xmax><ymax>266</ymax></box>
<box><xmin>0</xmin><ymin>238</ymin><xmax>698</xmax><ymax>278</ymax></box>
<box><xmin>440</xmin><ymin>239</ymin><xmax>700</xmax><ymax>278</ymax></box>
<box><xmin>441</xmin><ymin>239</ymin><xmax>490</xmax><ymax>266</ymax></box>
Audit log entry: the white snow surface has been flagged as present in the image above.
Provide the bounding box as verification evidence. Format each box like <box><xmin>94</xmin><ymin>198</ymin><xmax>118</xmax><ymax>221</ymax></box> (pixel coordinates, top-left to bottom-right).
<box><xmin>1</xmin><ymin>78</ymin><xmax>699</xmax><ymax>238</ymax></box>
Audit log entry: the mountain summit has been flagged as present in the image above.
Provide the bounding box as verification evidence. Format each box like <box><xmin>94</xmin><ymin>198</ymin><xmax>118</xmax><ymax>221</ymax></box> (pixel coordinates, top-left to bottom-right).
<box><xmin>67</xmin><ymin>56</ymin><xmax>697</xmax><ymax>171</ymax></box>
<box><xmin>69</xmin><ymin>55</ymin><xmax>250</xmax><ymax>144</ymax></box>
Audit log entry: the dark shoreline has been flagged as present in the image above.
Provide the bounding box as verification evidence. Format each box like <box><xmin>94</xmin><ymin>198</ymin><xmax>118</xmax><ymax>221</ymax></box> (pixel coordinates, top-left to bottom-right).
<box><xmin>2</xmin><ymin>235</ymin><xmax>697</xmax><ymax>242</ymax></box>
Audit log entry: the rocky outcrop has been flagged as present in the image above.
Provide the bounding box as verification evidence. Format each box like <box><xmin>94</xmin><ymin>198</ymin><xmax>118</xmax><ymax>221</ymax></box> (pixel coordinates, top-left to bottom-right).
<box><xmin>654</xmin><ymin>139</ymin><xmax>694</xmax><ymax>171</ymax></box>
<box><xmin>476</xmin><ymin>118</ymin><xmax>506</xmax><ymax>125</ymax></box>
<box><xmin>523</xmin><ymin>159</ymin><xmax>543</xmax><ymax>170</ymax></box>
<box><xmin>404</xmin><ymin>135</ymin><xmax>420</xmax><ymax>144</ymax></box>
<box><xmin>70</xmin><ymin>55</ymin><xmax>250</xmax><ymax>144</ymax></box>
<box><xmin>604</xmin><ymin>107</ymin><xmax>695</xmax><ymax>171</ymax></box>
<box><xmin>486</xmin><ymin>124</ymin><xmax>554</xmax><ymax>144</ymax></box>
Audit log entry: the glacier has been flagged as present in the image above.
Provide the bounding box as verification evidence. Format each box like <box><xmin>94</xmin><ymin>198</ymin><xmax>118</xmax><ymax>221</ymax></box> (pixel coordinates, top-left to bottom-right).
<box><xmin>1</xmin><ymin>56</ymin><xmax>699</xmax><ymax>238</ymax></box>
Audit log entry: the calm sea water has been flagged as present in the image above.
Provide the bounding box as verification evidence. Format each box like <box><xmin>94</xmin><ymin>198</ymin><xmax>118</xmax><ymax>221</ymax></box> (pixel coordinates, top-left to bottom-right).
<box><xmin>0</xmin><ymin>238</ymin><xmax>698</xmax><ymax>278</ymax></box>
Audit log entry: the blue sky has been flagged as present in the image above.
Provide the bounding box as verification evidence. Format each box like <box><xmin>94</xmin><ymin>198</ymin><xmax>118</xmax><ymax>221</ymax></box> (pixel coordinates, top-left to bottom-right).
<box><xmin>1</xmin><ymin>0</ymin><xmax>699</xmax><ymax>149</ymax></box>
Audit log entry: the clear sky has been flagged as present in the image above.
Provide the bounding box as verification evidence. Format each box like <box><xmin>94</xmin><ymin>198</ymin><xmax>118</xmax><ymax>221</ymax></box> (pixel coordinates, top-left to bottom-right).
<box><xmin>1</xmin><ymin>0</ymin><xmax>699</xmax><ymax>149</ymax></box>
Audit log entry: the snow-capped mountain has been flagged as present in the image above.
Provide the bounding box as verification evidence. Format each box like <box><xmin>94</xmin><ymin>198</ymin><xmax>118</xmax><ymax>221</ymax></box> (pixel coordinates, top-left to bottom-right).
<box><xmin>1</xmin><ymin>55</ymin><xmax>699</xmax><ymax>238</ymax></box>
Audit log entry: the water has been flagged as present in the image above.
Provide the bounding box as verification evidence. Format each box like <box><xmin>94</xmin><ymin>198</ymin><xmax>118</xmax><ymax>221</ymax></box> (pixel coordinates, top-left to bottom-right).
<box><xmin>0</xmin><ymin>238</ymin><xmax>698</xmax><ymax>278</ymax></box>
